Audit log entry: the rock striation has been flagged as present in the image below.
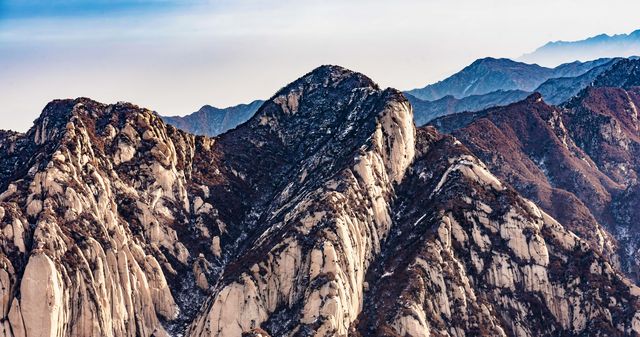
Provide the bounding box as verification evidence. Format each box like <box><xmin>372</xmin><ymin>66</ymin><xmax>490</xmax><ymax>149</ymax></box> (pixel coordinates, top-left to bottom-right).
<box><xmin>0</xmin><ymin>65</ymin><xmax>638</xmax><ymax>337</ymax></box>
<box><xmin>431</xmin><ymin>58</ymin><xmax>640</xmax><ymax>284</ymax></box>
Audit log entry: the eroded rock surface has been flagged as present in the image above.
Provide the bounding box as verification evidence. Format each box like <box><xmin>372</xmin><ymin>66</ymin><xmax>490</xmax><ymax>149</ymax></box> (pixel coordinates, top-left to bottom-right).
<box><xmin>430</xmin><ymin>58</ymin><xmax>640</xmax><ymax>283</ymax></box>
<box><xmin>0</xmin><ymin>65</ymin><xmax>638</xmax><ymax>337</ymax></box>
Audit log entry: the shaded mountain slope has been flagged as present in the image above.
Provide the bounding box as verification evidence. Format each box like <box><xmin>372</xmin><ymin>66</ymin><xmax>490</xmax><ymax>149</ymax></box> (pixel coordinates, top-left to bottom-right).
<box><xmin>0</xmin><ymin>65</ymin><xmax>638</xmax><ymax>337</ymax></box>
<box><xmin>162</xmin><ymin>100</ymin><xmax>263</xmax><ymax>136</ymax></box>
<box><xmin>406</xmin><ymin>57</ymin><xmax>612</xmax><ymax>102</ymax></box>
<box><xmin>410</xmin><ymin>58</ymin><xmax>622</xmax><ymax>125</ymax></box>
<box><xmin>430</xmin><ymin>58</ymin><xmax>640</xmax><ymax>282</ymax></box>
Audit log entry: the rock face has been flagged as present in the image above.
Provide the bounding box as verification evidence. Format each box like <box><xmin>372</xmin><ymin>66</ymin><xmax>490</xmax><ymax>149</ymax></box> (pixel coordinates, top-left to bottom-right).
<box><xmin>431</xmin><ymin>58</ymin><xmax>640</xmax><ymax>283</ymax></box>
<box><xmin>162</xmin><ymin>100</ymin><xmax>263</xmax><ymax>136</ymax></box>
<box><xmin>0</xmin><ymin>64</ymin><xmax>639</xmax><ymax>337</ymax></box>
<box><xmin>355</xmin><ymin>127</ymin><xmax>640</xmax><ymax>337</ymax></box>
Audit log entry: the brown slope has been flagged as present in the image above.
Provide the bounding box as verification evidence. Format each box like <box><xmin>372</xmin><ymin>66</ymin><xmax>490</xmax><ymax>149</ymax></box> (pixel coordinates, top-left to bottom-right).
<box><xmin>1</xmin><ymin>64</ymin><xmax>640</xmax><ymax>337</ymax></box>
<box><xmin>355</xmin><ymin>127</ymin><xmax>640</xmax><ymax>337</ymax></box>
<box><xmin>431</xmin><ymin>94</ymin><xmax>620</xmax><ymax>262</ymax></box>
<box><xmin>562</xmin><ymin>86</ymin><xmax>640</xmax><ymax>186</ymax></box>
<box><xmin>430</xmin><ymin>57</ymin><xmax>640</xmax><ymax>281</ymax></box>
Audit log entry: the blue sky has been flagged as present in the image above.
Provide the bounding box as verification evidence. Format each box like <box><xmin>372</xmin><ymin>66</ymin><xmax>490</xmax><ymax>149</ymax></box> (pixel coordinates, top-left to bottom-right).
<box><xmin>0</xmin><ymin>0</ymin><xmax>180</xmax><ymax>18</ymax></box>
<box><xmin>1</xmin><ymin>0</ymin><xmax>640</xmax><ymax>131</ymax></box>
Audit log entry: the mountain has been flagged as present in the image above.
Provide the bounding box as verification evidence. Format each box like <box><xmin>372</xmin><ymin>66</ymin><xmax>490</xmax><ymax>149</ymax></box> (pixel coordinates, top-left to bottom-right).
<box><xmin>162</xmin><ymin>100</ymin><xmax>263</xmax><ymax>136</ymax></box>
<box><xmin>520</xmin><ymin>29</ymin><xmax>640</xmax><ymax>66</ymax></box>
<box><xmin>430</xmin><ymin>58</ymin><xmax>640</xmax><ymax>282</ymax></box>
<box><xmin>160</xmin><ymin>57</ymin><xmax>619</xmax><ymax>135</ymax></box>
<box><xmin>1</xmin><ymin>65</ymin><xmax>639</xmax><ymax>337</ymax></box>
<box><xmin>407</xmin><ymin>90</ymin><xmax>530</xmax><ymax>126</ymax></box>
<box><xmin>405</xmin><ymin>58</ymin><xmax>553</xmax><ymax>101</ymax></box>
<box><xmin>405</xmin><ymin>57</ymin><xmax>612</xmax><ymax>102</ymax></box>
<box><xmin>534</xmin><ymin>58</ymin><xmax>619</xmax><ymax>104</ymax></box>
<box><xmin>410</xmin><ymin>58</ymin><xmax>621</xmax><ymax>125</ymax></box>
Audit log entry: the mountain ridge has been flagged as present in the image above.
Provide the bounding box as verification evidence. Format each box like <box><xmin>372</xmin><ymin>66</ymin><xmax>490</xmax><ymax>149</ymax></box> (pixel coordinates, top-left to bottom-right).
<box><xmin>162</xmin><ymin>100</ymin><xmax>264</xmax><ymax>137</ymax></box>
<box><xmin>1</xmin><ymin>64</ymin><xmax>639</xmax><ymax>336</ymax></box>
<box><xmin>520</xmin><ymin>29</ymin><xmax>640</xmax><ymax>66</ymax></box>
<box><xmin>405</xmin><ymin>57</ymin><xmax>613</xmax><ymax>102</ymax></box>
<box><xmin>409</xmin><ymin>57</ymin><xmax>623</xmax><ymax>125</ymax></box>
<box><xmin>430</xmin><ymin>58</ymin><xmax>640</xmax><ymax>282</ymax></box>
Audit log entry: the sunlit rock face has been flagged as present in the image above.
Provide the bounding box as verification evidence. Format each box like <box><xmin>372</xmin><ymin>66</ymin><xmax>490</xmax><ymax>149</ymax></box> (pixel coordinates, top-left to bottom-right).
<box><xmin>355</xmin><ymin>128</ymin><xmax>640</xmax><ymax>337</ymax></box>
<box><xmin>430</xmin><ymin>59</ymin><xmax>640</xmax><ymax>285</ymax></box>
<box><xmin>0</xmin><ymin>65</ymin><xmax>639</xmax><ymax>337</ymax></box>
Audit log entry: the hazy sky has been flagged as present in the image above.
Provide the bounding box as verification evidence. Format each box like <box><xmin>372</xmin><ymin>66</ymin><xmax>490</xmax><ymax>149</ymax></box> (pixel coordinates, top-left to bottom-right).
<box><xmin>1</xmin><ymin>0</ymin><xmax>640</xmax><ymax>131</ymax></box>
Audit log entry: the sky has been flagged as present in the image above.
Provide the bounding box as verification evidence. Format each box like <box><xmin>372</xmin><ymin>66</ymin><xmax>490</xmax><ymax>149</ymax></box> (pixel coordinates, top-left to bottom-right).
<box><xmin>1</xmin><ymin>0</ymin><xmax>640</xmax><ymax>132</ymax></box>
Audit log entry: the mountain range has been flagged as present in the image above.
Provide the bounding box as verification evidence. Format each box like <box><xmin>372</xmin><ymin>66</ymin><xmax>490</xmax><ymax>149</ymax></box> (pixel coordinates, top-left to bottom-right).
<box><xmin>167</xmin><ymin>56</ymin><xmax>634</xmax><ymax>135</ymax></box>
<box><xmin>520</xmin><ymin>29</ymin><xmax>640</xmax><ymax>66</ymax></box>
<box><xmin>405</xmin><ymin>57</ymin><xmax>624</xmax><ymax>125</ymax></box>
<box><xmin>2</xmin><ymin>62</ymin><xmax>640</xmax><ymax>336</ymax></box>
<box><xmin>405</xmin><ymin>57</ymin><xmax>614</xmax><ymax>101</ymax></box>
<box><xmin>430</xmin><ymin>58</ymin><xmax>640</xmax><ymax>282</ymax></box>
<box><xmin>162</xmin><ymin>100</ymin><xmax>263</xmax><ymax>136</ymax></box>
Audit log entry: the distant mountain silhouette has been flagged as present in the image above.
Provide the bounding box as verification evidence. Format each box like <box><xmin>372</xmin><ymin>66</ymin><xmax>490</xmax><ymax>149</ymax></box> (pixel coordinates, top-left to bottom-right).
<box><xmin>407</xmin><ymin>57</ymin><xmax>620</xmax><ymax>124</ymax></box>
<box><xmin>162</xmin><ymin>100</ymin><xmax>263</xmax><ymax>136</ymax></box>
<box><xmin>405</xmin><ymin>57</ymin><xmax>611</xmax><ymax>102</ymax></box>
<box><xmin>520</xmin><ymin>29</ymin><xmax>640</xmax><ymax>66</ymax></box>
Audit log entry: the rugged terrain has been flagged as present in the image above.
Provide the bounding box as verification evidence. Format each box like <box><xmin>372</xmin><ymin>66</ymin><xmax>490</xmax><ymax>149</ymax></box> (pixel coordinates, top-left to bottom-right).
<box><xmin>0</xmin><ymin>65</ymin><xmax>639</xmax><ymax>337</ymax></box>
<box><xmin>431</xmin><ymin>58</ymin><xmax>640</xmax><ymax>282</ymax></box>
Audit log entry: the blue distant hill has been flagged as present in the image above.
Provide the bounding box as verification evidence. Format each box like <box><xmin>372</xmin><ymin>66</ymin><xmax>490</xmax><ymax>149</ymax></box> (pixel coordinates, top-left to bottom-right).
<box><xmin>520</xmin><ymin>29</ymin><xmax>640</xmax><ymax>66</ymax></box>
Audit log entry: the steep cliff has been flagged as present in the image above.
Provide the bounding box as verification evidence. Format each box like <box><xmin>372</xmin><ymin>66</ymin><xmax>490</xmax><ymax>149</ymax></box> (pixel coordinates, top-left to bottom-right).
<box><xmin>430</xmin><ymin>58</ymin><xmax>640</xmax><ymax>283</ymax></box>
<box><xmin>0</xmin><ymin>65</ymin><xmax>638</xmax><ymax>337</ymax></box>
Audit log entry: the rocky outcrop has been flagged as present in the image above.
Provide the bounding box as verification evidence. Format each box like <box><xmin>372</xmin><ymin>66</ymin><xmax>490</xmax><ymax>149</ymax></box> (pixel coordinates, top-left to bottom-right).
<box><xmin>430</xmin><ymin>58</ymin><xmax>640</xmax><ymax>283</ymax></box>
<box><xmin>356</xmin><ymin>128</ymin><xmax>640</xmax><ymax>336</ymax></box>
<box><xmin>188</xmin><ymin>65</ymin><xmax>416</xmax><ymax>336</ymax></box>
<box><xmin>0</xmin><ymin>98</ymin><xmax>206</xmax><ymax>336</ymax></box>
<box><xmin>0</xmin><ymin>64</ymin><xmax>639</xmax><ymax>337</ymax></box>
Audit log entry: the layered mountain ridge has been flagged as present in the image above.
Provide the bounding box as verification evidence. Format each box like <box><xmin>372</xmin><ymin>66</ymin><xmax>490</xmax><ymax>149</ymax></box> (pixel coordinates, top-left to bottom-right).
<box><xmin>0</xmin><ymin>65</ymin><xmax>639</xmax><ymax>337</ymax></box>
<box><xmin>405</xmin><ymin>57</ymin><xmax>614</xmax><ymax>102</ymax></box>
<box><xmin>520</xmin><ymin>29</ymin><xmax>640</xmax><ymax>66</ymax></box>
<box><xmin>430</xmin><ymin>58</ymin><xmax>640</xmax><ymax>282</ymax></box>
<box><xmin>162</xmin><ymin>100</ymin><xmax>263</xmax><ymax>137</ymax></box>
<box><xmin>161</xmin><ymin>57</ymin><xmax>637</xmax><ymax>137</ymax></box>
<box><xmin>407</xmin><ymin>57</ymin><xmax>625</xmax><ymax>125</ymax></box>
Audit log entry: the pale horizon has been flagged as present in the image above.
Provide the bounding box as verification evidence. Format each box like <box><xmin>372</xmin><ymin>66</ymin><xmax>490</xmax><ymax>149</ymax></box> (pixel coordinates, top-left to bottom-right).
<box><xmin>2</xmin><ymin>0</ymin><xmax>640</xmax><ymax>131</ymax></box>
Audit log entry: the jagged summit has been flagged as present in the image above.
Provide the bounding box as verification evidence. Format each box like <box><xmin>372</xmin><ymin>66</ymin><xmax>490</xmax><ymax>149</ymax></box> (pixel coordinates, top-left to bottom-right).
<box><xmin>217</xmin><ymin>65</ymin><xmax>413</xmax><ymax>180</ymax></box>
<box><xmin>161</xmin><ymin>65</ymin><xmax>381</xmax><ymax>138</ymax></box>
<box><xmin>245</xmin><ymin>64</ymin><xmax>384</xmax><ymax>123</ymax></box>
<box><xmin>1</xmin><ymin>65</ymin><xmax>640</xmax><ymax>337</ymax></box>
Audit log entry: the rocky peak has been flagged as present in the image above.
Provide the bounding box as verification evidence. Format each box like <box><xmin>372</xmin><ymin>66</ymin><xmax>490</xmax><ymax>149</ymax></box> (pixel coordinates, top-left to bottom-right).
<box><xmin>216</xmin><ymin>64</ymin><xmax>414</xmax><ymax>200</ymax></box>
<box><xmin>1</xmin><ymin>65</ymin><xmax>640</xmax><ymax>337</ymax></box>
